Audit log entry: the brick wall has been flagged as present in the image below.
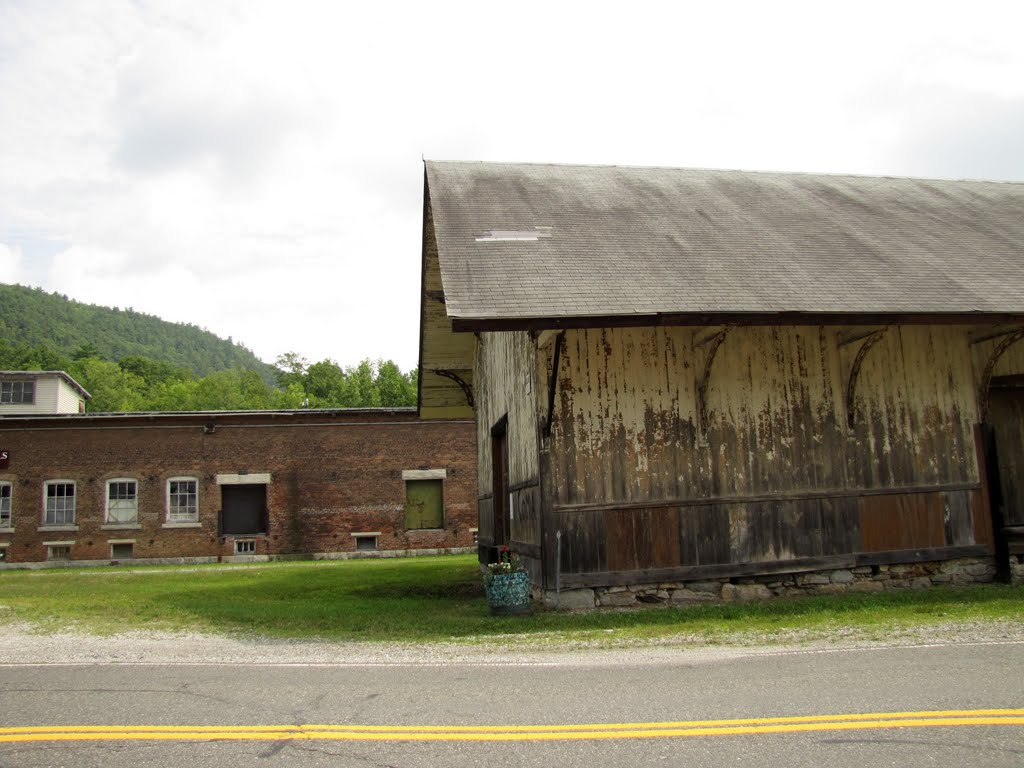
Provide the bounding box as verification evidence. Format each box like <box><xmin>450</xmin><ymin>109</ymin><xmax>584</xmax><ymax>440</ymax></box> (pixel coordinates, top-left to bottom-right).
<box><xmin>0</xmin><ymin>410</ymin><xmax>476</xmax><ymax>566</ymax></box>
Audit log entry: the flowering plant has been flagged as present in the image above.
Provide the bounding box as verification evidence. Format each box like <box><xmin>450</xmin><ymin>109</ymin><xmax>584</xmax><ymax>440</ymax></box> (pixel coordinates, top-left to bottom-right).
<box><xmin>483</xmin><ymin>545</ymin><xmax>531</xmax><ymax>614</ymax></box>
<box><xmin>485</xmin><ymin>546</ymin><xmax>524</xmax><ymax>578</ymax></box>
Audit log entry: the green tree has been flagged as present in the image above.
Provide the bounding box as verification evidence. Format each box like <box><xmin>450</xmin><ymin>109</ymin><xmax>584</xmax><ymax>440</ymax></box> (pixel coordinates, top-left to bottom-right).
<box><xmin>69</xmin><ymin>358</ymin><xmax>146</xmax><ymax>412</ymax></box>
<box><xmin>119</xmin><ymin>355</ymin><xmax>191</xmax><ymax>386</ymax></box>
<box><xmin>72</xmin><ymin>342</ymin><xmax>101</xmax><ymax>360</ymax></box>
<box><xmin>274</xmin><ymin>351</ymin><xmax>309</xmax><ymax>389</ymax></box>
<box><xmin>303</xmin><ymin>360</ymin><xmax>348</xmax><ymax>406</ymax></box>
<box><xmin>375</xmin><ymin>359</ymin><xmax>417</xmax><ymax>406</ymax></box>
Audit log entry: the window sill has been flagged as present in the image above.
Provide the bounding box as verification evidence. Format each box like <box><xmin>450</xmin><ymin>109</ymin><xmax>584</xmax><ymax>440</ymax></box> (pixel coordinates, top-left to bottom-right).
<box><xmin>101</xmin><ymin>523</ymin><xmax>141</xmax><ymax>530</ymax></box>
<box><xmin>161</xmin><ymin>522</ymin><xmax>202</xmax><ymax>529</ymax></box>
<box><xmin>0</xmin><ymin>527</ymin><xmax>13</xmax><ymax>534</ymax></box>
<box><xmin>38</xmin><ymin>525</ymin><xmax>79</xmax><ymax>533</ymax></box>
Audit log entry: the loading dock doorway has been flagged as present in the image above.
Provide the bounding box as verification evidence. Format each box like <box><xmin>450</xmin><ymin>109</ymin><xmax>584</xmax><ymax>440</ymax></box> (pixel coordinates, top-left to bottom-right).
<box><xmin>220</xmin><ymin>483</ymin><xmax>268</xmax><ymax>535</ymax></box>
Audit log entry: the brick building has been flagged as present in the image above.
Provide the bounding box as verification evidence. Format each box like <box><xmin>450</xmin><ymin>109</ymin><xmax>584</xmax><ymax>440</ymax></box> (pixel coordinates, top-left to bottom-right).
<box><xmin>0</xmin><ymin>408</ymin><xmax>476</xmax><ymax>567</ymax></box>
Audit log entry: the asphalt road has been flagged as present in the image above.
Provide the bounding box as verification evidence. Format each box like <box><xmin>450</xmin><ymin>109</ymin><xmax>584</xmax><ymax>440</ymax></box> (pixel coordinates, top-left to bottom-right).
<box><xmin>0</xmin><ymin>640</ymin><xmax>1022</xmax><ymax>767</ymax></box>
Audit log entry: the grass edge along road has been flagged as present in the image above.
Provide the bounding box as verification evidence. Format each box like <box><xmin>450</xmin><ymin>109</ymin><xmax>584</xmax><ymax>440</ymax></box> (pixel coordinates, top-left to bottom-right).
<box><xmin>0</xmin><ymin>554</ymin><xmax>1021</xmax><ymax>646</ymax></box>
<box><xmin>1</xmin><ymin>710</ymin><xmax>1023</xmax><ymax>743</ymax></box>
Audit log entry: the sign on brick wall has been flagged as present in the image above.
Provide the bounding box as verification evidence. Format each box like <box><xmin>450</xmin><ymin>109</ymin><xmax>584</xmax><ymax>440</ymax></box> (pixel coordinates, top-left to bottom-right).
<box><xmin>0</xmin><ymin>450</ymin><xmax>8</xmax><ymax>469</ymax></box>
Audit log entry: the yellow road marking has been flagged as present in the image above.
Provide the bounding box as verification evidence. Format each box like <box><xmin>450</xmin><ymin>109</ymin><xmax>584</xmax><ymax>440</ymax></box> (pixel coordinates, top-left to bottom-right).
<box><xmin>0</xmin><ymin>710</ymin><xmax>1021</xmax><ymax>744</ymax></box>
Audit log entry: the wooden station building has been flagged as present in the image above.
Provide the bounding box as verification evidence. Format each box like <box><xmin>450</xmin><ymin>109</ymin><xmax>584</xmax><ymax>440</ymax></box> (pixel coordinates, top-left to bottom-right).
<box><xmin>418</xmin><ymin>161</ymin><xmax>1024</xmax><ymax>607</ymax></box>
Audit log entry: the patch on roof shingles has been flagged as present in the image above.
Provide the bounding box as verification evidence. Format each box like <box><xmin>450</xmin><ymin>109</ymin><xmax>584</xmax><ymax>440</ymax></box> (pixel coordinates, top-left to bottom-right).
<box><xmin>475</xmin><ymin>226</ymin><xmax>552</xmax><ymax>242</ymax></box>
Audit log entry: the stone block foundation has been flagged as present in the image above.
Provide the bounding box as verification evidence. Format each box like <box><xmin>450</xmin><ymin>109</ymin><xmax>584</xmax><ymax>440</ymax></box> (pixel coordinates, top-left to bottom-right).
<box><xmin>542</xmin><ymin>557</ymin><xmax>1003</xmax><ymax>610</ymax></box>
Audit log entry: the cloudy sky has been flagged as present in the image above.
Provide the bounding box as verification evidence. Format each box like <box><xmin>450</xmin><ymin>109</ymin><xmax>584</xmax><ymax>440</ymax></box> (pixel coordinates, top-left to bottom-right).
<box><xmin>1</xmin><ymin>1</ymin><xmax>1022</xmax><ymax>371</ymax></box>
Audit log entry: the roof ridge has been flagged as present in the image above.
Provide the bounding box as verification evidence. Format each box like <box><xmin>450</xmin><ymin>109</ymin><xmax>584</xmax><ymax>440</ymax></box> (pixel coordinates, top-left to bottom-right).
<box><xmin>423</xmin><ymin>159</ymin><xmax>1024</xmax><ymax>186</ymax></box>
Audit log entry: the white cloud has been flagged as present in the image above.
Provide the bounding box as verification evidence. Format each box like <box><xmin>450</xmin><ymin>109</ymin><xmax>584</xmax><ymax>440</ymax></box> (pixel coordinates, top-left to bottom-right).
<box><xmin>0</xmin><ymin>242</ymin><xmax>26</xmax><ymax>284</ymax></box>
<box><xmin>2</xmin><ymin>0</ymin><xmax>1024</xmax><ymax>373</ymax></box>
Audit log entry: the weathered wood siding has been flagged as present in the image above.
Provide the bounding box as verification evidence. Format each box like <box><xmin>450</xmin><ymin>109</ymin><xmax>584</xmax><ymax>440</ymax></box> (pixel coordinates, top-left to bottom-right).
<box><xmin>475</xmin><ymin>331</ymin><xmax>543</xmax><ymax>569</ymax></box>
<box><xmin>548</xmin><ymin>325</ymin><xmax>994</xmax><ymax>583</ymax></box>
<box><xmin>419</xmin><ymin>198</ymin><xmax>475</xmax><ymax>420</ymax></box>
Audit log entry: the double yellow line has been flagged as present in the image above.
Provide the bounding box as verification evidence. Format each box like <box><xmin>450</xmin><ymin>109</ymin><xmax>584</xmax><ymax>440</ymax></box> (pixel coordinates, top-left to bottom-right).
<box><xmin>1</xmin><ymin>710</ymin><xmax>1022</xmax><ymax>743</ymax></box>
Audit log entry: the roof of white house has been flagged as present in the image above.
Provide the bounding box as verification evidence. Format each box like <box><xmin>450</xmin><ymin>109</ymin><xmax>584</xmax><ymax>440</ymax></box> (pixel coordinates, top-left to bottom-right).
<box><xmin>424</xmin><ymin>161</ymin><xmax>1024</xmax><ymax>329</ymax></box>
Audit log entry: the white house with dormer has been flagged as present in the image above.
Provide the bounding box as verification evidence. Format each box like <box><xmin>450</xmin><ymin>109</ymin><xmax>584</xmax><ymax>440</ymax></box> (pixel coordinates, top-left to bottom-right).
<box><xmin>0</xmin><ymin>372</ymin><xmax>90</xmax><ymax>416</ymax></box>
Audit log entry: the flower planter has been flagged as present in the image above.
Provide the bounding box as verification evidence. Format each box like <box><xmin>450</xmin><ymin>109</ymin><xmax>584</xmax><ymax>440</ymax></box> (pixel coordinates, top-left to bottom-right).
<box><xmin>485</xmin><ymin>570</ymin><xmax>531</xmax><ymax>615</ymax></box>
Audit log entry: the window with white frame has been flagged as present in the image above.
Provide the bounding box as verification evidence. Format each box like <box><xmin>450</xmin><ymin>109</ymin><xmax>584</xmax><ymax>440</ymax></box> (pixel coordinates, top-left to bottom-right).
<box><xmin>0</xmin><ymin>482</ymin><xmax>11</xmax><ymax>527</ymax></box>
<box><xmin>167</xmin><ymin>478</ymin><xmax>199</xmax><ymax>523</ymax></box>
<box><xmin>44</xmin><ymin>481</ymin><xmax>75</xmax><ymax>526</ymax></box>
<box><xmin>105</xmin><ymin>479</ymin><xmax>138</xmax><ymax>524</ymax></box>
<box><xmin>0</xmin><ymin>380</ymin><xmax>34</xmax><ymax>404</ymax></box>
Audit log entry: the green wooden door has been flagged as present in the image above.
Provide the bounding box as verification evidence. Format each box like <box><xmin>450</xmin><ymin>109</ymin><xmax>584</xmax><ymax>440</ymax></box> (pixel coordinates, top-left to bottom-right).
<box><xmin>405</xmin><ymin>480</ymin><xmax>443</xmax><ymax>529</ymax></box>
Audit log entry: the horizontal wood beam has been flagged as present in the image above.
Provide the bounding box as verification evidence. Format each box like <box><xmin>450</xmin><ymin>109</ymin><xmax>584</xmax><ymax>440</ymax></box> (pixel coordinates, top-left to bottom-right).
<box><xmin>421</xmin><ymin>362</ymin><xmax>473</xmax><ymax>372</ymax></box>
<box><xmin>552</xmin><ymin>482</ymin><xmax>981</xmax><ymax>515</ymax></box>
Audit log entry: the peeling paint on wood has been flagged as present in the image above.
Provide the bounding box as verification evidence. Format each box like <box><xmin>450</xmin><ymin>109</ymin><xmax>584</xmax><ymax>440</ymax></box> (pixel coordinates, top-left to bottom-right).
<box><xmin>474</xmin><ymin>323</ymin><xmax>1024</xmax><ymax>586</ymax></box>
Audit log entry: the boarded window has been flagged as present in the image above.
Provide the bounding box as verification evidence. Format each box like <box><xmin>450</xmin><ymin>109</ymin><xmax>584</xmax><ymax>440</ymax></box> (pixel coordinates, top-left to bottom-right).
<box><xmin>106</xmin><ymin>480</ymin><xmax>138</xmax><ymax>524</ymax></box>
<box><xmin>405</xmin><ymin>480</ymin><xmax>443</xmax><ymax>529</ymax></box>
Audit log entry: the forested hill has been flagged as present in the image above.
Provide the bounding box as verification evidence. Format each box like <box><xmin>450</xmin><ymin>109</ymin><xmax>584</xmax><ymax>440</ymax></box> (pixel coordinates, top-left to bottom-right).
<box><xmin>0</xmin><ymin>283</ymin><xmax>276</xmax><ymax>381</ymax></box>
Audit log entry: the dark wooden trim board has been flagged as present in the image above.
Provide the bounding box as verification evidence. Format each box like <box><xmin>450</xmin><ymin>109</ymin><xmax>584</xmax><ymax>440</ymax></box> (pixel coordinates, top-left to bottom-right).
<box><xmin>552</xmin><ymin>483</ymin><xmax>981</xmax><ymax>515</ymax></box>
<box><xmin>452</xmin><ymin>312</ymin><xmax>1024</xmax><ymax>334</ymax></box>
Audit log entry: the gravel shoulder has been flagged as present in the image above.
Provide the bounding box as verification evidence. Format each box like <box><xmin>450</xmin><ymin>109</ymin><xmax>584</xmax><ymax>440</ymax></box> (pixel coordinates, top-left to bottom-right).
<box><xmin>1</xmin><ymin>619</ymin><xmax>1022</xmax><ymax>667</ymax></box>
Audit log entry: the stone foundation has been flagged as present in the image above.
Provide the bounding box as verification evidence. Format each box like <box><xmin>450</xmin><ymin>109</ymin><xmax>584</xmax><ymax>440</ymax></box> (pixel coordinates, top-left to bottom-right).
<box><xmin>1011</xmin><ymin>555</ymin><xmax>1024</xmax><ymax>585</ymax></box>
<box><xmin>543</xmin><ymin>557</ymin><xmax>1003</xmax><ymax>610</ymax></box>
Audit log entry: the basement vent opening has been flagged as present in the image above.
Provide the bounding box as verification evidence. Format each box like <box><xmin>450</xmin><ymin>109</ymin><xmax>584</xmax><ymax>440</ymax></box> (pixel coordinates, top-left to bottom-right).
<box><xmin>353</xmin><ymin>534</ymin><xmax>379</xmax><ymax>552</ymax></box>
<box><xmin>475</xmin><ymin>227</ymin><xmax>552</xmax><ymax>242</ymax></box>
<box><xmin>235</xmin><ymin>539</ymin><xmax>256</xmax><ymax>555</ymax></box>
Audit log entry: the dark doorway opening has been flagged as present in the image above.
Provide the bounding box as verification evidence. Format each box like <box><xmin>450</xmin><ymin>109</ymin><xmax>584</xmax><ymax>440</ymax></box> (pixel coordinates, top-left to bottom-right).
<box><xmin>220</xmin><ymin>484</ymin><xmax>268</xmax><ymax>535</ymax></box>
<box><xmin>491</xmin><ymin>416</ymin><xmax>510</xmax><ymax>551</ymax></box>
<box><xmin>982</xmin><ymin>381</ymin><xmax>1024</xmax><ymax>581</ymax></box>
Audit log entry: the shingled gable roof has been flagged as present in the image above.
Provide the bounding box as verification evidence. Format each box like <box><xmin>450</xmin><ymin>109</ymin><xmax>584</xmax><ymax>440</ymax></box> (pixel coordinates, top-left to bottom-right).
<box><xmin>424</xmin><ymin>161</ymin><xmax>1024</xmax><ymax>331</ymax></box>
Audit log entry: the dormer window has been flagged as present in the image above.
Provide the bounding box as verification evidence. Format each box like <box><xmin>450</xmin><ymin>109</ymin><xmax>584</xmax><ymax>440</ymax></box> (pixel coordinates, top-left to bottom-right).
<box><xmin>0</xmin><ymin>380</ymin><xmax>34</xmax><ymax>404</ymax></box>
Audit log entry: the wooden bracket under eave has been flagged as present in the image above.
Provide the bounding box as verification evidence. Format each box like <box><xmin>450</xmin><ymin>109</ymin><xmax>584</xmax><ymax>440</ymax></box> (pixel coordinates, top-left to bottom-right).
<box><xmin>844</xmin><ymin>326</ymin><xmax>890</xmax><ymax>430</ymax></box>
<box><xmin>435</xmin><ymin>369</ymin><xmax>474</xmax><ymax>408</ymax></box>
<box><xmin>977</xmin><ymin>327</ymin><xmax>1024</xmax><ymax>422</ymax></box>
<box><xmin>696</xmin><ymin>326</ymin><xmax>731</xmax><ymax>438</ymax></box>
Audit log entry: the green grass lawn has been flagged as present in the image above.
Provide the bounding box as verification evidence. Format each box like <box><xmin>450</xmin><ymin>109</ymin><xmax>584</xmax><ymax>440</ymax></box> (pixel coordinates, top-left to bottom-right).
<box><xmin>0</xmin><ymin>554</ymin><xmax>1020</xmax><ymax>646</ymax></box>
